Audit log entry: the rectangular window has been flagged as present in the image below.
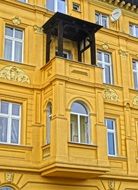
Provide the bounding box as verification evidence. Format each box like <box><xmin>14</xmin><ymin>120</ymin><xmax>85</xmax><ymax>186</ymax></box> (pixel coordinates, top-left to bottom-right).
<box><xmin>133</xmin><ymin>60</ymin><xmax>138</xmax><ymax>90</ymax></box>
<box><xmin>18</xmin><ymin>0</ymin><xmax>28</xmax><ymax>2</ymax></box>
<box><xmin>129</xmin><ymin>23</ymin><xmax>138</xmax><ymax>38</ymax></box>
<box><xmin>56</xmin><ymin>49</ymin><xmax>72</xmax><ymax>59</ymax></box>
<box><xmin>95</xmin><ymin>12</ymin><xmax>109</xmax><ymax>28</ymax></box>
<box><xmin>105</xmin><ymin>118</ymin><xmax>117</xmax><ymax>156</ymax></box>
<box><xmin>4</xmin><ymin>26</ymin><xmax>24</xmax><ymax>63</ymax></box>
<box><xmin>46</xmin><ymin>0</ymin><xmax>67</xmax><ymax>13</ymax></box>
<box><xmin>97</xmin><ymin>51</ymin><xmax>113</xmax><ymax>84</ymax></box>
<box><xmin>0</xmin><ymin>101</ymin><xmax>21</xmax><ymax>144</ymax></box>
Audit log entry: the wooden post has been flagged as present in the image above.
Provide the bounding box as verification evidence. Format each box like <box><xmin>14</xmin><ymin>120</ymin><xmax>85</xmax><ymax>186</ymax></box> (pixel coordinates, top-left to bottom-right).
<box><xmin>57</xmin><ymin>20</ymin><xmax>64</xmax><ymax>57</ymax></box>
<box><xmin>46</xmin><ymin>30</ymin><xmax>51</xmax><ymax>63</ymax></box>
<box><xmin>77</xmin><ymin>40</ymin><xmax>82</xmax><ymax>62</ymax></box>
<box><xmin>90</xmin><ymin>33</ymin><xmax>96</xmax><ymax>65</ymax></box>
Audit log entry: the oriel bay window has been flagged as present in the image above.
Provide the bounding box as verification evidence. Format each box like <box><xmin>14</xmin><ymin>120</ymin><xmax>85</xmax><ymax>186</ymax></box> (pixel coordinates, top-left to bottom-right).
<box><xmin>97</xmin><ymin>50</ymin><xmax>113</xmax><ymax>84</ymax></box>
<box><xmin>0</xmin><ymin>101</ymin><xmax>21</xmax><ymax>144</ymax></box>
<box><xmin>70</xmin><ymin>101</ymin><xmax>90</xmax><ymax>144</ymax></box>
<box><xmin>4</xmin><ymin>26</ymin><xmax>24</xmax><ymax>63</ymax></box>
<box><xmin>105</xmin><ymin>118</ymin><xmax>117</xmax><ymax>156</ymax></box>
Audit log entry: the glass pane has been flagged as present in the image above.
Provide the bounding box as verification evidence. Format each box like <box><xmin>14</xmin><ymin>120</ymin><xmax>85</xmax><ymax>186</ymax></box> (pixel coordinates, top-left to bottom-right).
<box><xmin>70</xmin><ymin>114</ymin><xmax>78</xmax><ymax>142</ymax></box>
<box><xmin>58</xmin><ymin>0</ymin><xmax>66</xmax><ymax>13</ymax></box>
<box><xmin>0</xmin><ymin>187</ymin><xmax>13</xmax><ymax>190</ymax></box>
<box><xmin>102</xmin><ymin>16</ymin><xmax>108</xmax><ymax>27</ymax></box>
<box><xmin>136</xmin><ymin>26</ymin><xmax>138</xmax><ymax>37</ymax></box>
<box><xmin>97</xmin><ymin>51</ymin><xmax>102</xmax><ymax>61</ymax></box>
<box><xmin>0</xmin><ymin>117</ymin><xmax>8</xmax><ymax>143</ymax></box>
<box><xmin>104</xmin><ymin>53</ymin><xmax>110</xmax><ymax>63</ymax></box>
<box><xmin>5</xmin><ymin>27</ymin><xmax>13</xmax><ymax>37</ymax></box>
<box><xmin>106</xmin><ymin>119</ymin><xmax>114</xmax><ymax>130</ymax></box>
<box><xmin>134</xmin><ymin>72</ymin><xmax>138</xmax><ymax>89</ymax></box>
<box><xmin>133</xmin><ymin>62</ymin><xmax>137</xmax><ymax>70</ymax></box>
<box><xmin>12</xmin><ymin>104</ymin><xmax>20</xmax><ymax>116</ymax></box>
<box><xmin>105</xmin><ymin>65</ymin><xmax>111</xmax><ymax>84</ymax></box>
<box><xmin>15</xmin><ymin>29</ymin><xmax>23</xmax><ymax>39</ymax></box>
<box><xmin>80</xmin><ymin>116</ymin><xmax>89</xmax><ymax>144</ymax></box>
<box><xmin>11</xmin><ymin>119</ymin><xmax>19</xmax><ymax>144</ymax></box>
<box><xmin>14</xmin><ymin>41</ymin><xmax>22</xmax><ymax>62</ymax></box>
<box><xmin>108</xmin><ymin>132</ymin><xmax>115</xmax><ymax>155</ymax></box>
<box><xmin>4</xmin><ymin>39</ymin><xmax>12</xmax><ymax>60</ymax></box>
<box><xmin>46</xmin><ymin>103</ymin><xmax>52</xmax><ymax>144</ymax></box>
<box><xmin>71</xmin><ymin>102</ymin><xmax>88</xmax><ymax>114</ymax></box>
<box><xmin>129</xmin><ymin>25</ymin><xmax>133</xmax><ymax>35</ymax></box>
<box><xmin>46</xmin><ymin>0</ymin><xmax>54</xmax><ymax>11</ymax></box>
<box><xmin>95</xmin><ymin>13</ymin><xmax>99</xmax><ymax>24</ymax></box>
<box><xmin>0</xmin><ymin>101</ymin><xmax>9</xmax><ymax>114</ymax></box>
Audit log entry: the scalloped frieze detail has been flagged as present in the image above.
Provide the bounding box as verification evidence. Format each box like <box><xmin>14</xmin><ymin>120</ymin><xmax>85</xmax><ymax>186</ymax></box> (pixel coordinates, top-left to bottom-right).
<box><xmin>104</xmin><ymin>88</ymin><xmax>119</xmax><ymax>102</ymax></box>
<box><xmin>133</xmin><ymin>96</ymin><xmax>138</xmax><ymax>106</ymax></box>
<box><xmin>0</xmin><ymin>66</ymin><xmax>30</xmax><ymax>84</ymax></box>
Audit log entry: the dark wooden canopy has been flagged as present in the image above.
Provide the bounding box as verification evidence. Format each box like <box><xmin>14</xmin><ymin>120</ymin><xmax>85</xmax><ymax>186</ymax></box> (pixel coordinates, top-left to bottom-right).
<box><xmin>43</xmin><ymin>12</ymin><xmax>102</xmax><ymax>65</ymax></box>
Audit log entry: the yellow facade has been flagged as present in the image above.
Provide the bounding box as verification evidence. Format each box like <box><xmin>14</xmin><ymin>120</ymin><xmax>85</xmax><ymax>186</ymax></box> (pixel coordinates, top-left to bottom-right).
<box><xmin>0</xmin><ymin>0</ymin><xmax>138</xmax><ymax>189</ymax></box>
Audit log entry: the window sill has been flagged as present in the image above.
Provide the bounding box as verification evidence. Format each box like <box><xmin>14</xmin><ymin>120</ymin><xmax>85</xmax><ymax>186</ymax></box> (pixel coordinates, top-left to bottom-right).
<box><xmin>0</xmin><ymin>143</ymin><xmax>32</xmax><ymax>151</ymax></box>
<box><xmin>108</xmin><ymin>155</ymin><xmax>127</xmax><ymax>161</ymax></box>
<box><xmin>68</xmin><ymin>142</ymin><xmax>97</xmax><ymax>149</ymax></box>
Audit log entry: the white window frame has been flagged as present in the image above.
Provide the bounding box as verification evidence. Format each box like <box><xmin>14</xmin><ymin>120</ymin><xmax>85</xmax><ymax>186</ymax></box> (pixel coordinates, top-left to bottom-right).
<box><xmin>129</xmin><ymin>23</ymin><xmax>138</xmax><ymax>38</ymax></box>
<box><xmin>4</xmin><ymin>26</ymin><xmax>24</xmax><ymax>63</ymax></box>
<box><xmin>132</xmin><ymin>60</ymin><xmax>138</xmax><ymax>90</ymax></box>
<box><xmin>46</xmin><ymin>102</ymin><xmax>52</xmax><ymax>144</ymax></box>
<box><xmin>105</xmin><ymin>118</ymin><xmax>117</xmax><ymax>156</ymax></box>
<box><xmin>95</xmin><ymin>12</ymin><xmax>109</xmax><ymax>28</ymax></box>
<box><xmin>97</xmin><ymin>50</ymin><xmax>113</xmax><ymax>84</ymax></box>
<box><xmin>0</xmin><ymin>101</ymin><xmax>21</xmax><ymax>144</ymax></box>
<box><xmin>70</xmin><ymin>102</ymin><xmax>90</xmax><ymax>144</ymax></box>
<box><xmin>46</xmin><ymin>0</ymin><xmax>67</xmax><ymax>13</ymax></box>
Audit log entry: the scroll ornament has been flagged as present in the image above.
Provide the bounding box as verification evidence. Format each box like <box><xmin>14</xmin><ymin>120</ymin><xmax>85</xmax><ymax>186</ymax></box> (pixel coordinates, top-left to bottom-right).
<box><xmin>104</xmin><ymin>88</ymin><xmax>119</xmax><ymax>102</ymax></box>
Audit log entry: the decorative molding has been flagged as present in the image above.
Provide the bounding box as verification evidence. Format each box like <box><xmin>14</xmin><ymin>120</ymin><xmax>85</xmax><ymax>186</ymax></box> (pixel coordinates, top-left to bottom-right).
<box><xmin>133</xmin><ymin>96</ymin><xmax>138</xmax><ymax>106</ymax></box>
<box><xmin>101</xmin><ymin>42</ymin><xmax>109</xmax><ymax>50</ymax></box>
<box><xmin>118</xmin><ymin>49</ymin><xmax>128</xmax><ymax>57</ymax></box>
<box><xmin>104</xmin><ymin>88</ymin><xmax>119</xmax><ymax>102</ymax></box>
<box><xmin>33</xmin><ymin>25</ymin><xmax>43</xmax><ymax>34</ymax></box>
<box><xmin>0</xmin><ymin>66</ymin><xmax>30</xmax><ymax>84</ymax></box>
<box><xmin>5</xmin><ymin>172</ymin><xmax>14</xmax><ymax>182</ymax></box>
<box><xmin>108</xmin><ymin>180</ymin><xmax>115</xmax><ymax>190</ymax></box>
<box><xmin>12</xmin><ymin>16</ymin><xmax>21</xmax><ymax>25</ymax></box>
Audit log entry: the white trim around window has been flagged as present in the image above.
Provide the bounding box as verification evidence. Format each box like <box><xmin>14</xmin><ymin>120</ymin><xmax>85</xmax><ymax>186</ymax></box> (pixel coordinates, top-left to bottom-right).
<box><xmin>4</xmin><ymin>26</ymin><xmax>24</xmax><ymax>63</ymax></box>
<box><xmin>0</xmin><ymin>101</ymin><xmax>21</xmax><ymax>145</ymax></box>
<box><xmin>97</xmin><ymin>50</ymin><xmax>113</xmax><ymax>84</ymax></box>
<box><xmin>105</xmin><ymin>118</ymin><xmax>117</xmax><ymax>156</ymax></box>
<box><xmin>132</xmin><ymin>60</ymin><xmax>138</xmax><ymax>90</ymax></box>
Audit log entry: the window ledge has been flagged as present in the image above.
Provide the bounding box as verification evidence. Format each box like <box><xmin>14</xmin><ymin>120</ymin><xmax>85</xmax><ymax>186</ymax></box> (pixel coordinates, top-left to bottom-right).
<box><xmin>0</xmin><ymin>143</ymin><xmax>32</xmax><ymax>151</ymax></box>
<box><xmin>108</xmin><ymin>155</ymin><xmax>127</xmax><ymax>161</ymax></box>
<box><xmin>68</xmin><ymin>142</ymin><xmax>97</xmax><ymax>149</ymax></box>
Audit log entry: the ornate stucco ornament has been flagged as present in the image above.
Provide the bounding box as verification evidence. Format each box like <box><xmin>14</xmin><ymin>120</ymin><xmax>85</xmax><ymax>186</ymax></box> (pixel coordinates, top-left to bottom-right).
<box><xmin>118</xmin><ymin>49</ymin><xmax>128</xmax><ymax>57</ymax></box>
<box><xmin>12</xmin><ymin>16</ymin><xmax>21</xmax><ymax>25</ymax></box>
<box><xmin>33</xmin><ymin>25</ymin><xmax>43</xmax><ymax>34</ymax></box>
<box><xmin>101</xmin><ymin>42</ymin><xmax>109</xmax><ymax>50</ymax></box>
<box><xmin>0</xmin><ymin>66</ymin><xmax>30</xmax><ymax>84</ymax></box>
<box><xmin>104</xmin><ymin>88</ymin><xmax>119</xmax><ymax>102</ymax></box>
<box><xmin>5</xmin><ymin>172</ymin><xmax>14</xmax><ymax>182</ymax></box>
<box><xmin>108</xmin><ymin>180</ymin><xmax>115</xmax><ymax>190</ymax></box>
<box><xmin>133</xmin><ymin>96</ymin><xmax>138</xmax><ymax>106</ymax></box>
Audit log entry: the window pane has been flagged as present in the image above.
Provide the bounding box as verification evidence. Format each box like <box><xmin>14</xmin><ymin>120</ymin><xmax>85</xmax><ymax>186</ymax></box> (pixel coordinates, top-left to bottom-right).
<box><xmin>0</xmin><ymin>101</ymin><xmax>9</xmax><ymax>114</ymax></box>
<box><xmin>129</xmin><ymin>25</ymin><xmax>133</xmax><ymax>35</ymax></box>
<box><xmin>0</xmin><ymin>117</ymin><xmax>8</xmax><ymax>142</ymax></box>
<box><xmin>14</xmin><ymin>41</ymin><xmax>22</xmax><ymax>62</ymax></box>
<box><xmin>4</xmin><ymin>39</ymin><xmax>12</xmax><ymax>60</ymax></box>
<box><xmin>95</xmin><ymin>13</ymin><xmax>99</xmax><ymax>24</ymax></box>
<box><xmin>46</xmin><ymin>0</ymin><xmax>54</xmax><ymax>11</ymax></box>
<box><xmin>136</xmin><ymin>27</ymin><xmax>138</xmax><ymax>37</ymax></box>
<box><xmin>102</xmin><ymin>16</ymin><xmax>108</xmax><ymax>27</ymax></box>
<box><xmin>0</xmin><ymin>187</ymin><xmax>13</xmax><ymax>190</ymax></box>
<box><xmin>71</xmin><ymin>102</ymin><xmax>88</xmax><ymax>114</ymax></box>
<box><xmin>104</xmin><ymin>53</ymin><xmax>110</xmax><ymax>63</ymax></box>
<box><xmin>133</xmin><ymin>62</ymin><xmax>137</xmax><ymax>70</ymax></box>
<box><xmin>80</xmin><ymin>116</ymin><xmax>88</xmax><ymax>143</ymax></box>
<box><xmin>58</xmin><ymin>0</ymin><xmax>66</xmax><ymax>13</ymax></box>
<box><xmin>11</xmin><ymin>119</ymin><xmax>19</xmax><ymax>144</ymax></box>
<box><xmin>108</xmin><ymin>133</ymin><xmax>115</xmax><ymax>155</ymax></box>
<box><xmin>106</xmin><ymin>119</ymin><xmax>114</xmax><ymax>130</ymax></box>
<box><xmin>97</xmin><ymin>51</ymin><xmax>102</xmax><ymax>61</ymax></box>
<box><xmin>105</xmin><ymin>65</ymin><xmax>111</xmax><ymax>84</ymax></box>
<box><xmin>12</xmin><ymin>104</ymin><xmax>20</xmax><ymax>116</ymax></box>
<box><xmin>134</xmin><ymin>72</ymin><xmax>138</xmax><ymax>89</ymax></box>
<box><xmin>5</xmin><ymin>27</ymin><xmax>13</xmax><ymax>37</ymax></box>
<box><xmin>15</xmin><ymin>29</ymin><xmax>23</xmax><ymax>39</ymax></box>
<box><xmin>71</xmin><ymin>114</ymin><xmax>78</xmax><ymax>142</ymax></box>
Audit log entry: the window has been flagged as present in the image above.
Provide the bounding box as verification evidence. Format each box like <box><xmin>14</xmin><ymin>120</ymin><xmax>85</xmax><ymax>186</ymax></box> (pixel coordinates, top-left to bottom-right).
<box><xmin>0</xmin><ymin>187</ymin><xmax>13</xmax><ymax>190</ymax></box>
<box><xmin>18</xmin><ymin>0</ymin><xmax>27</xmax><ymax>2</ymax></box>
<box><xmin>105</xmin><ymin>118</ymin><xmax>117</xmax><ymax>156</ymax></box>
<box><xmin>46</xmin><ymin>0</ymin><xmax>67</xmax><ymax>13</ymax></box>
<box><xmin>132</xmin><ymin>60</ymin><xmax>138</xmax><ymax>90</ymax></box>
<box><xmin>46</xmin><ymin>102</ymin><xmax>52</xmax><ymax>144</ymax></box>
<box><xmin>95</xmin><ymin>12</ymin><xmax>109</xmax><ymax>28</ymax></box>
<box><xmin>0</xmin><ymin>101</ymin><xmax>21</xmax><ymax>144</ymax></box>
<box><xmin>97</xmin><ymin>51</ymin><xmax>113</xmax><ymax>84</ymax></box>
<box><xmin>70</xmin><ymin>101</ymin><xmax>90</xmax><ymax>144</ymax></box>
<box><xmin>55</xmin><ymin>50</ymin><xmax>72</xmax><ymax>59</ymax></box>
<box><xmin>4</xmin><ymin>26</ymin><xmax>24</xmax><ymax>63</ymax></box>
<box><xmin>129</xmin><ymin>23</ymin><xmax>138</xmax><ymax>38</ymax></box>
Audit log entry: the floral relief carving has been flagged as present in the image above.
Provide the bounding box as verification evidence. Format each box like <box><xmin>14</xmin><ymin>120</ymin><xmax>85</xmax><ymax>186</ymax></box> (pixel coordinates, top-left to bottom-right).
<box><xmin>5</xmin><ymin>172</ymin><xmax>14</xmax><ymax>182</ymax></box>
<box><xmin>104</xmin><ymin>88</ymin><xmax>119</xmax><ymax>102</ymax></box>
<box><xmin>33</xmin><ymin>25</ymin><xmax>43</xmax><ymax>34</ymax></box>
<box><xmin>12</xmin><ymin>16</ymin><xmax>21</xmax><ymax>25</ymax></box>
<box><xmin>101</xmin><ymin>42</ymin><xmax>109</xmax><ymax>50</ymax></box>
<box><xmin>133</xmin><ymin>96</ymin><xmax>138</xmax><ymax>106</ymax></box>
<box><xmin>118</xmin><ymin>49</ymin><xmax>128</xmax><ymax>57</ymax></box>
<box><xmin>108</xmin><ymin>180</ymin><xmax>115</xmax><ymax>190</ymax></box>
<box><xmin>0</xmin><ymin>66</ymin><xmax>30</xmax><ymax>84</ymax></box>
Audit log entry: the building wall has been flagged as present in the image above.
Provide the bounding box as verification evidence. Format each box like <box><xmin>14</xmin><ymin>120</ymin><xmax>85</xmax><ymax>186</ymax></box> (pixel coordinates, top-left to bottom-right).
<box><xmin>0</xmin><ymin>0</ymin><xmax>138</xmax><ymax>189</ymax></box>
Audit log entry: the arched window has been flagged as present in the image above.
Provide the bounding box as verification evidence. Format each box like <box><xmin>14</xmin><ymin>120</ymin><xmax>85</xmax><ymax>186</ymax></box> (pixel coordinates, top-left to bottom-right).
<box><xmin>70</xmin><ymin>101</ymin><xmax>90</xmax><ymax>144</ymax></box>
<box><xmin>0</xmin><ymin>187</ymin><xmax>13</xmax><ymax>190</ymax></box>
<box><xmin>46</xmin><ymin>102</ymin><xmax>52</xmax><ymax>144</ymax></box>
